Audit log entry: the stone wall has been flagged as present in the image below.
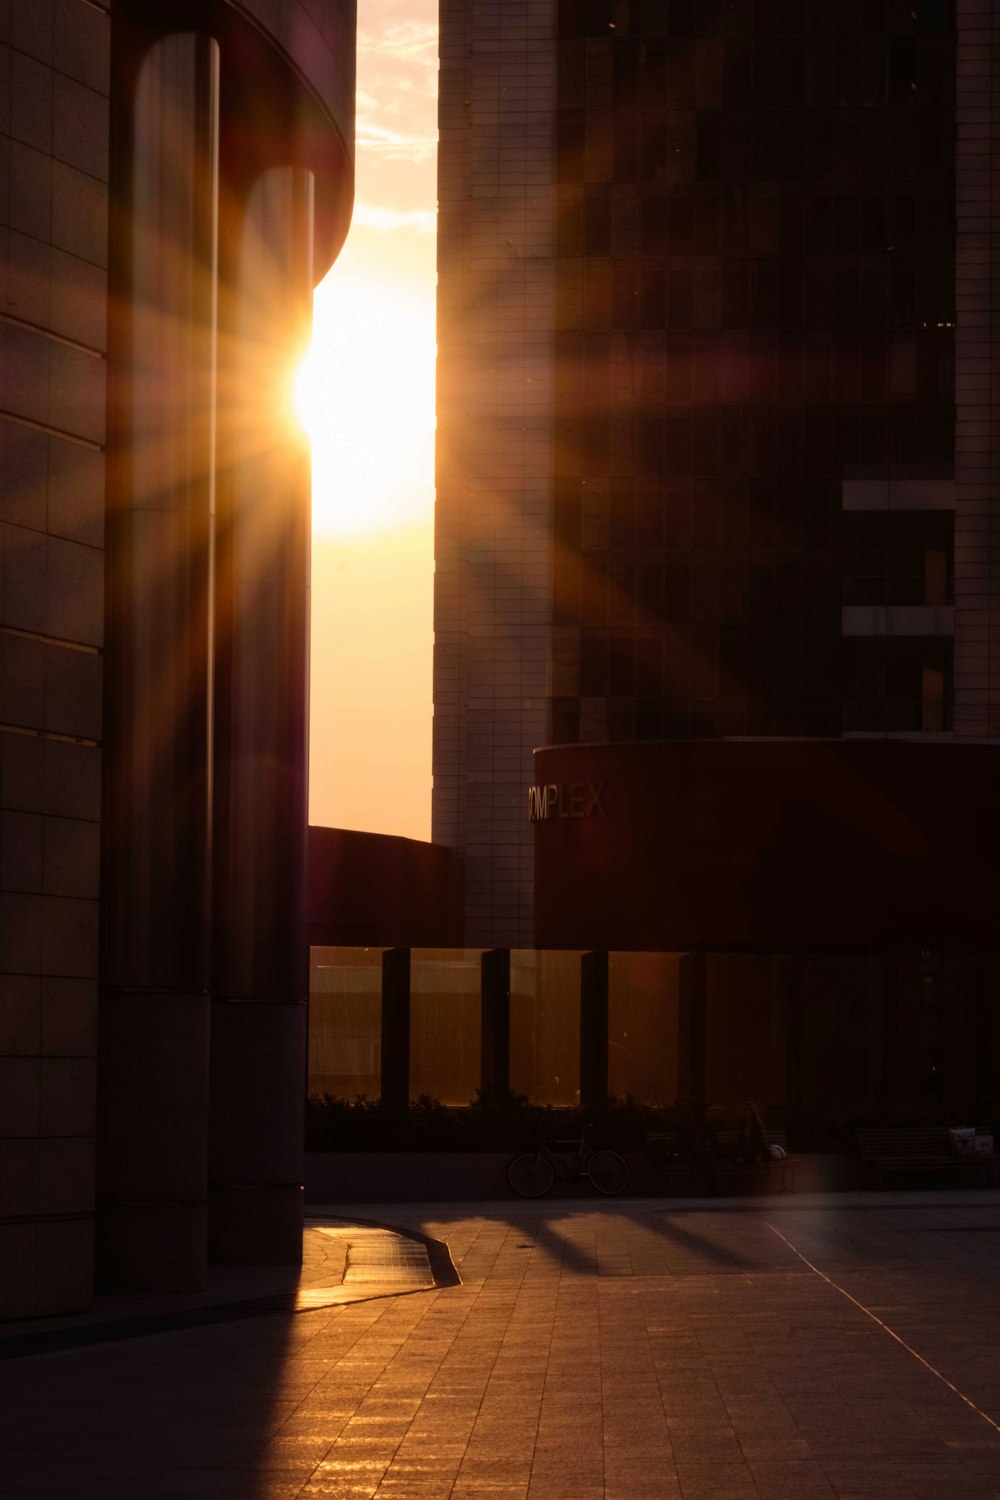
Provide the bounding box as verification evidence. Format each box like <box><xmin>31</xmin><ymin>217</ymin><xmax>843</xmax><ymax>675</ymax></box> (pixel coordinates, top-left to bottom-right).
<box><xmin>0</xmin><ymin>0</ymin><xmax>110</xmax><ymax>1321</ymax></box>
<box><xmin>0</xmin><ymin>0</ymin><xmax>355</xmax><ymax>1320</ymax></box>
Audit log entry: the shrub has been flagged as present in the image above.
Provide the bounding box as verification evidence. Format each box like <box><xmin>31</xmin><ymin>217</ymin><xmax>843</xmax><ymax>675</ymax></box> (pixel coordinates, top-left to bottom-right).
<box><xmin>304</xmin><ymin>1092</ymin><xmax>685</xmax><ymax>1153</ymax></box>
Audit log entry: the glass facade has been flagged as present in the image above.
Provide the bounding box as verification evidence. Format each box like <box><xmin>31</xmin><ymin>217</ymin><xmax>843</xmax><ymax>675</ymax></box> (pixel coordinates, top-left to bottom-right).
<box><xmin>410</xmin><ymin>949</ymin><xmax>482</xmax><ymax>1104</ymax></box>
<box><xmin>607</xmin><ymin>951</ymin><xmax>680</xmax><ymax>1103</ymax></box>
<box><xmin>308</xmin><ymin>947</ymin><xmax>385</xmax><ymax>1099</ymax></box>
<box><xmin>307</xmin><ymin>942</ymin><xmax>993</xmax><ymax>1121</ymax></box>
<box><xmin>510</xmin><ymin>950</ymin><xmax>584</xmax><ymax>1107</ymax></box>
<box><xmin>550</xmin><ymin>0</ymin><xmax>957</xmax><ymax>743</ymax></box>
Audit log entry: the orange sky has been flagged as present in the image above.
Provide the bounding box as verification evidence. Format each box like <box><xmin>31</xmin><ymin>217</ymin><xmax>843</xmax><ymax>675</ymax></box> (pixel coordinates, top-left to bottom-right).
<box><xmin>305</xmin><ymin>1</ymin><xmax>438</xmax><ymax>842</ymax></box>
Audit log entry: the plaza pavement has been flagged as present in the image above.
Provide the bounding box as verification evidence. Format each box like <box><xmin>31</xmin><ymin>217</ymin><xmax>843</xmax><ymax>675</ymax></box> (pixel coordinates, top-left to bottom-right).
<box><xmin>3</xmin><ymin>1191</ymin><xmax>1000</xmax><ymax>1499</ymax></box>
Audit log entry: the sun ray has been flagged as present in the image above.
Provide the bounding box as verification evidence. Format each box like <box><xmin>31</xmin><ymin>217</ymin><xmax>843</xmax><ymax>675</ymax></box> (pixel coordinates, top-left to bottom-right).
<box><xmin>295</xmin><ymin>261</ymin><xmax>436</xmax><ymax>539</ymax></box>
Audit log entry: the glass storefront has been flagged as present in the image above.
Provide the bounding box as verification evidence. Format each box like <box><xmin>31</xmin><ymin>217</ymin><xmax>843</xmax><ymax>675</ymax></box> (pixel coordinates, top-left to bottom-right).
<box><xmin>410</xmin><ymin>949</ymin><xmax>482</xmax><ymax>1105</ymax></box>
<box><xmin>308</xmin><ymin>947</ymin><xmax>384</xmax><ymax>1099</ymax></box>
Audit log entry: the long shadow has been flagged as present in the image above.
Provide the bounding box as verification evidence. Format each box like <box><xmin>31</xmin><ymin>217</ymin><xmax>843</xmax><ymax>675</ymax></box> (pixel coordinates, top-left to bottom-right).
<box><xmin>629</xmin><ymin>1208</ymin><xmax>761</xmax><ymax>1271</ymax></box>
<box><xmin>3</xmin><ymin>1219</ymin><xmax>461</xmax><ymax>1363</ymax></box>
<box><xmin>0</xmin><ymin>1289</ymin><xmax>306</xmax><ymax>1499</ymax></box>
<box><xmin>329</xmin><ymin>1197</ymin><xmax>763</xmax><ymax>1277</ymax></box>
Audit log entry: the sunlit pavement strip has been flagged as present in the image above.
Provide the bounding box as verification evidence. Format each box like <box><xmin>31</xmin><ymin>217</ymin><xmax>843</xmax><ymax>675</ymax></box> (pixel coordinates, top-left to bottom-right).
<box><xmin>286</xmin><ymin>1223</ymin><xmax>442</xmax><ymax>1309</ymax></box>
<box><xmin>0</xmin><ymin>1223</ymin><xmax>447</xmax><ymax>1350</ymax></box>
<box><xmin>314</xmin><ymin>1227</ymin><xmax>435</xmax><ymax>1291</ymax></box>
<box><xmin>4</xmin><ymin>1195</ymin><xmax>1000</xmax><ymax>1499</ymax></box>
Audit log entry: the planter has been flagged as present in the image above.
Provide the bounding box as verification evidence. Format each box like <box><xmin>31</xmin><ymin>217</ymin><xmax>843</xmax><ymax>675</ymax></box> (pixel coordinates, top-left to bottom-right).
<box><xmin>303</xmin><ymin>1151</ymin><xmax>862</xmax><ymax>1203</ymax></box>
<box><xmin>305</xmin><ymin>1152</ymin><xmax>514</xmax><ymax>1203</ymax></box>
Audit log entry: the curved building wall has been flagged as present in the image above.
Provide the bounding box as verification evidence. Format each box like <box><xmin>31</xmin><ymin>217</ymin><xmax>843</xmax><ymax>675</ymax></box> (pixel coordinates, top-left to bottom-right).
<box><xmin>533</xmin><ymin>739</ymin><xmax>1000</xmax><ymax>951</ymax></box>
<box><xmin>234</xmin><ymin>0</ymin><xmax>356</xmax><ymax>161</ymax></box>
<box><xmin>436</xmin><ymin>1</ymin><xmax>1000</xmax><ymax>951</ymax></box>
<box><xmin>0</xmin><ymin>0</ymin><xmax>111</xmax><ymax>1322</ymax></box>
<box><xmin>0</xmin><ymin>1</ymin><xmax>355</xmax><ymax>1318</ymax></box>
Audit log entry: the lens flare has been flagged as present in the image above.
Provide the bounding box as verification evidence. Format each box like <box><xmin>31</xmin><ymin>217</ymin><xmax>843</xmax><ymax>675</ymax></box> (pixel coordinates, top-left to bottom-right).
<box><xmin>294</xmin><ymin>268</ymin><xmax>436</xmax><ymax>538</ymax></box>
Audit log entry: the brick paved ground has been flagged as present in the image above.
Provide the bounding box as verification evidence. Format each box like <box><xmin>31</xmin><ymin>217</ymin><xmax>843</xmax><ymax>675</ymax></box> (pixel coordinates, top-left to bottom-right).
<box><xmin>3</xmin><ymin>1194</ymin><xmax>1000</xmax><ymax>1499</ymax></box>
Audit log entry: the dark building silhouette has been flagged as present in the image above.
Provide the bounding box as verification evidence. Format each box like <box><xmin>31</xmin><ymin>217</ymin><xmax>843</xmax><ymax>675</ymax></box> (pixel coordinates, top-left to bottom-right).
<box><xmin>308</xmin><ymin>825</ymin><xmax>462</xmax><ymax>948</ymax></box>
<box><xmin>0</xmin><ymin>0</ymin><xmax>355</xmax><ymax>1319</ymax></box>
<box><xmin>435</xmin><ymin>0</ymin><xmax>999</xmax><ymax>947</ymax></box>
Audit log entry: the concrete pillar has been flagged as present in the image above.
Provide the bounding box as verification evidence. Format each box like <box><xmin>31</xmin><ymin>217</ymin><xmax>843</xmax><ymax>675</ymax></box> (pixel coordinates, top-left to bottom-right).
<box><xmin>880</xmin><ymin>954</ymin><xmax>901</xmax><ymax>1106</ymax></box>
<box><xmin>779</xmin><ymin>954</ymin><xmax>804</xmax><ymax>1112</ymax></box>
<box><xmin>380</xmin><ymin>949</ymin><xmax>411</xmax><ymax>1108</ymax></box>
<box><xmin>973</xmin><ymin>954</ymin><xmax>997</xmax><ymax>1127</ymax></box>
<box><xmin>579</xmin><ymin>951</ymin><xmax>609</xmax><ymax>1107</ymax></box>
<box><xmin>209</xmin><ymin>167</ymin><xmax>314</xmax><ymax>1265</ymax></box>
<box><xmin>98</xmin><ymin>33</ymin><xmax>219</xmax><ymax>1293</ymax></box>
<box><xmin>678</xmin><ymin>951</ymin><xmax>707</xmax><ymax>1107</ymax></box>
<box><xmin>480</xmin><ymin>949</ymin><xmax>511</xmax><ymax>1098</ymax></box>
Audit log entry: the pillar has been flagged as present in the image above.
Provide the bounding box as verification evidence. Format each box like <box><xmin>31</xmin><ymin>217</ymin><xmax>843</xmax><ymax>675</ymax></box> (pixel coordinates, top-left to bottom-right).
<box><xmin>974</xmin><ymin>953</ymin><xmax>998</xmax><ymax>1126</ymax></box>
<box><xmin>480</xmin><ymin>949</ymin><xmax>511</xmax><ymax>1098</ymax></box>
<box><xmin>579</xmin><ymin>951</ymin><xmax>609</xmax><ymax>1107</ymax></box>
<box><xmin>880</xmin><ymin>953</ymin><xmax>901</xmax><ymax>1106</ymax></box>
<box><xmin>779</xmin><ymin>954</ymin><xmax>804</xmax><ymax>1112</ymax></box>
<box><xmin>98</xmin><ymin>33</ymin><xmax>219</xmax><ymax>1291</ymax></box>
<box><xmin>678</xmin><ymin>951</ymin><xmax>707</xmax><ymax>1107</ymax></box>
<box><xmin>381</xmin><ymin>949</ymin><xmax>411</xmax><ymax>1108</ymax></box>
<box><xmin>209</xmin><ymin>167</ymin><xmax>315</xmax><ymax>1265</ymax></box>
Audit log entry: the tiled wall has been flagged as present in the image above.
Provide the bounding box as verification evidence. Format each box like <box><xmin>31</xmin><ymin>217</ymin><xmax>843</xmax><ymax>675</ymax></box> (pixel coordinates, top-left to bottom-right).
<box><xmin>549</xmin><ymin>6</ymin><xmax>957</xmax><ymax>746</ymax></box>
<box><xmin>434</xmin><ymin>0</ymin><xmax>557</xmax><ymax>946</ymax></box>
<box><xmin>954</xmin><ymin>0</ymin><xmax>1000</xmax><ymax>737</ymax></box>
<box><xmin>0</xmin><ymin>0</ymin><xmax>110</xmax><ymax>1319</ymax></box>
<box><xmin>235</xmin><ymin>0</ymin><xmax>356</xmax><ymax>156</ymax></box>
<box><xmin>0</xmin><ymin>0</ymin><xmax>355</xmax><ymax>1321</ymax></box>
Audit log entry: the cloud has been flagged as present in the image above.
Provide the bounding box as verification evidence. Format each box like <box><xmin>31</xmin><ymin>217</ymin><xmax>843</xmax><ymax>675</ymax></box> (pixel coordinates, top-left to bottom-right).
<box><xmin>356</xmin><ymin>117</ymin><xmax>437</xmax><ymax>163</ymax></box>
<box><xmin>353</xmin><ymin>202</ymin><xmax>437</xmax><ymax>235</ymax></box>
<box><xmin>358</xmin><ymin>18</ymin><xmax>437</xmax><ymax>62</ymax></box>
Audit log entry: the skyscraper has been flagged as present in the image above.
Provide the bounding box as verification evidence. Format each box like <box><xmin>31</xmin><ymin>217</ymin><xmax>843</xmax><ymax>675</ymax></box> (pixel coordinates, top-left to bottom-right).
<box><xmin>434</xmin><ymin>0</ymin><xmax>999</xmax><ymax>948</ymax></box>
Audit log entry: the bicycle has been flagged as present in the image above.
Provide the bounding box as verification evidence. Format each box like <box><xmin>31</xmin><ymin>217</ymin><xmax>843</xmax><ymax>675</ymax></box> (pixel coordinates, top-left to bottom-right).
<box><xmin>506</xmin><ymin>1129</ymin><xmax>630</xmax><ymax>1198</ymax></box>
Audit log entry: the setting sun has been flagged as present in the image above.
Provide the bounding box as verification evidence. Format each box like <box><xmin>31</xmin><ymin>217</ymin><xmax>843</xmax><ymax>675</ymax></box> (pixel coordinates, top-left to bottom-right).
<box><xmin>304</xmin><ymin>0</ymin><xmax>438</xmax><ymax>842</ymax></box>
<box><xmin>295</xmin><ymin>263</ymin><xmax>436</xmax><ymax>538</ymax></box>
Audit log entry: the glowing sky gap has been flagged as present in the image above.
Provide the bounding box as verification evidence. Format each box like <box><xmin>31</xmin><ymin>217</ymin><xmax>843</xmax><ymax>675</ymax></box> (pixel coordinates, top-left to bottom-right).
<box><xmin>303</xmin><ymin>0</ymin><xmax>437</xmax><ymax>841</ymax></box>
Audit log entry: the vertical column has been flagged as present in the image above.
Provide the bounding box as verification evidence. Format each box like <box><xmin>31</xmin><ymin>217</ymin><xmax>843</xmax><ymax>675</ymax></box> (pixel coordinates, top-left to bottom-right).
<box><xmin>99</xmin><ymin>34</ymin><xmax>219</xmax><ymax>1291</ymax></box>
<box><xmin>880</xmin><ymin>954</ymin><xmax>901</xmax><ymax>1106</ymax></box>
<box><xmin>939</xmin><ymin>956</ymin><xmax>974</xmax><ymax>1116</ymax></box>
<box><xmin>973</xmin><ymin>953</ymin><xmax>997</xmax><ymax>1126</ymax></box>
<box><xmin>778</xmin><ymin>954</ymin><xmax>804</xmax><ymax>1112</ymax></box>
<box><xmin>433</xmin><ymin>0</ymin><xmax>557</xmax><ymax>945</ymax></box>
<box><xmin>209</xmin><ymin>167</ymin><xmax>314</xmax><ymax>1265</ymax></box>
<box><xmin>579</xmin><ymin>951</ymin><xmax>609</xmax><ymax>1107</ymax></box>
<box><xmin>480</xmin><ymin>948</ymin><xmax>511</xmax><ymax>1097</ymax></box>
<box><xmin>677</xmin><ymin>952</ymin><xmax>707</xmax><ymax>1107</ymax></box>
<box><xmin>954</xmin><ymin>2</ymin><xmax>1000</xmax><ymax>737</ymax></box>
<box><xmin>381</xmin><ymin>949</ymin><xmax>411</xmax><ymax>1108</ymax></box>
<box><xmin>0</xmin><ymin>0</ymin><xmax>110</xmax><ymax>1320</ymax></box>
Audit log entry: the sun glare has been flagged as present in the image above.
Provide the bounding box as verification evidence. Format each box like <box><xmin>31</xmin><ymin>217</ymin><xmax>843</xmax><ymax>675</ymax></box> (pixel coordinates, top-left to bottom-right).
<box><xmin>294</xmin><ymin>266</ymin><xmax>436</xmax><ymax>538</ymax></box>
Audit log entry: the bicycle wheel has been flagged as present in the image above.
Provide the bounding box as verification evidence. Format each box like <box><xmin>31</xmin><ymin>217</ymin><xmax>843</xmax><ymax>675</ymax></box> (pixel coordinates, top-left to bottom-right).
<box><xmin>507</xmin><ymin>1152</ymin><xmax>555</xmax><ymax>1198</ymax></box>
<box><xmin>589</xmin><ymin>1150</ymin><xmax>630</xmax><ymax>1196</ymax></box>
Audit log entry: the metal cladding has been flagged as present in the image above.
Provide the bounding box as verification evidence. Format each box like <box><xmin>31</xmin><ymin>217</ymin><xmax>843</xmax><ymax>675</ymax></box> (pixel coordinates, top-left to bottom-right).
<box><xmin>533</xmin><ymin>739</ymin><xmax>1000</xmax><ymax>951</ymax></box>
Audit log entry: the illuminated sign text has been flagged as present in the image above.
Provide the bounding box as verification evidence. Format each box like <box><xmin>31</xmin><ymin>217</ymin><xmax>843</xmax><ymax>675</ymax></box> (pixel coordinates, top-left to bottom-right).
<box><xmin>527</xmin><ymin>781</ymin><xmax>608</xmax><ymax>822</ymax></box>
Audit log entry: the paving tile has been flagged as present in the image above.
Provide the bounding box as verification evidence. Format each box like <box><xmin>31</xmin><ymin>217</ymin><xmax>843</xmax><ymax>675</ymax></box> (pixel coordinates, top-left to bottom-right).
<box><xmin>673</xmin><ymin>1460</ymin><xmax>762</xmax><ymax>1499</ymax></box>
<box><xmin>7</xmin><ymin>1199</ymin><xmax>1000</xmax><ymax>1499</ymax></box>
<box><xmin>450</xmin><ymin>1487</ymin><xmax>529</xmax><ymax>1499</ymax></box>
<box><xmin>749</xmin><ymin>1458</ymin><xmax>838</xmax><ymax>1498</ymax></box>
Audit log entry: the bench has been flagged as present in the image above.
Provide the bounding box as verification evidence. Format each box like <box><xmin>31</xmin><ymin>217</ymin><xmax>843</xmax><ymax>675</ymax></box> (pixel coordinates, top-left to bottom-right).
<box><xmin>715</xmin><ymin>1128</ymin><xmax>802</xmax><ymax>1194</ymax></box>
<box><xmin>647</xmin><ymin>1125</ymin><xmax>801</xmax><ymax>1194</ymax></box>
<box><xmin>856</xmin><ymin>1127</ymin><xmax>999</xmax><ymax>1189</ymax></box>
<box><xmin>646</xmin><ymin>1129</ymin><xmax>700</xmax><ymax>1189</ymax></box>
<box><xmin>763</xmin><ymin>1129</ymin><xmax>802</xmax><ymax>1193</ymax></box>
